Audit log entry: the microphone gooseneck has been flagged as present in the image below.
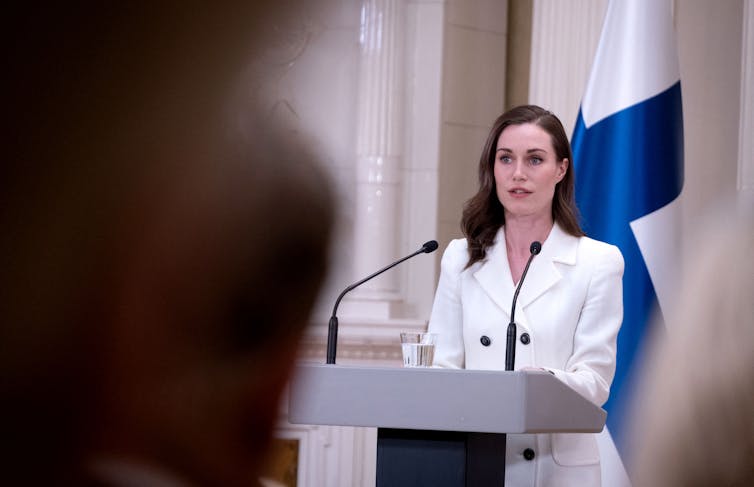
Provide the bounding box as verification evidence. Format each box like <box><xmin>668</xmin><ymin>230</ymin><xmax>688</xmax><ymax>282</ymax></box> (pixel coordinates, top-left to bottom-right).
<box><xmin>326</xmin><ymin>240</ymin><xmax>439</xmax><ymax>364</ymax></box>
<box><xmin>505</xmin><ymin>241</ymin><xmax>541</xmax><ymax>371</ymax></box>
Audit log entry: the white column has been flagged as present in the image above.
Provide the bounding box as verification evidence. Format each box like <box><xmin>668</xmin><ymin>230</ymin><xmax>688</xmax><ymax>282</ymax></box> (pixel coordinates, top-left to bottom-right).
<box><xmin>345</xmin><ymin>0</ymin><xmax>406</xmax><ymax>318</ymax></box>
<box><xmin>529</xmin><ymin>0</ymin><xmax>607</xmax><ymax>135</ymax></box>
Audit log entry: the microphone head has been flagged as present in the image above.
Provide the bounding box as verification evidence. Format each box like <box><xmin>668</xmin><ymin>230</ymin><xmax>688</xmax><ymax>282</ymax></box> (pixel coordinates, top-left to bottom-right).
<box><xmin>530</xmin><ymin>241</ymin><xmax>542</xmax><ymax>255</ymax></box>
<box><xmin>422</xmin><ymin>240</ymin><xmax>439</xmax><ymax>253</ymax></box>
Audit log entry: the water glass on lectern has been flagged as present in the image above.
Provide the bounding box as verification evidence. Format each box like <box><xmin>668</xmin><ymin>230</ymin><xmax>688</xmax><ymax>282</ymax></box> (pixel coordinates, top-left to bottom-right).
<box><xmin>400</xmin><ymin>332</ymin><xmax>437</xmax><ymax>367</ymax></box>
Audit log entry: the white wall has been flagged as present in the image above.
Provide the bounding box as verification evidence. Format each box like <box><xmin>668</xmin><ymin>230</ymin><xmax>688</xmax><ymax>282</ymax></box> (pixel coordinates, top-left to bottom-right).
<box><xmin>676</xmin><ymin>0</ymin><xmax>746</xmax><ymax>241</ymax></box>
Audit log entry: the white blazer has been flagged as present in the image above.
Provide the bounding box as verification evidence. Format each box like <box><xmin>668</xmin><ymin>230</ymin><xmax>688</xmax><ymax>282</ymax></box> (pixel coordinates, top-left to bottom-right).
<box><xmin>428</xmin><ymin>223</ymin><xmax>624</xmax><ymax>487</ymax></box>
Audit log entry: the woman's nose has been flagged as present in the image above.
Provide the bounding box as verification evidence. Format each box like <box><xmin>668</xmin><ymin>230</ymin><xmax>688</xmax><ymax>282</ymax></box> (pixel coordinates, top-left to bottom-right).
<box><xmin>512</xmin><ymin>161</ymin><xmax>526</xmax><ymax>180</ymax></box>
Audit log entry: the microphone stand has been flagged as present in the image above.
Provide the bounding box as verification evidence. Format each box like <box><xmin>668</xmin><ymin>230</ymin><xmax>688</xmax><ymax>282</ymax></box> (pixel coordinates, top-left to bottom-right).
<box><xmin>505</xmin><ymin>242</ymin><xmax>541</xmax><ymax>371</ymax></box>
<box><xmin>326</xmin><ymin>241</ymin><xmax>438</xmax><ymax>364</ymax></box>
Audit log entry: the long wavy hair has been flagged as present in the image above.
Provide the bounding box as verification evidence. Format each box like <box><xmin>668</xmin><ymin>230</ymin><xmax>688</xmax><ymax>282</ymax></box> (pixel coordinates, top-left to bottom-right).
<box><xmin>461</xmin><ymin>105</ymin><xmax>584</xmax><ymax>268</ymax></box>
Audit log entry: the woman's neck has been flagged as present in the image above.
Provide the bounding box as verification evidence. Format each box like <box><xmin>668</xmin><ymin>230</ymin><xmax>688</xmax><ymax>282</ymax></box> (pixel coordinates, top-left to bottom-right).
<box><xmin>504</xmin><ymin>214</ymin><xmax>554</xmax><ymax>258</ymax></box>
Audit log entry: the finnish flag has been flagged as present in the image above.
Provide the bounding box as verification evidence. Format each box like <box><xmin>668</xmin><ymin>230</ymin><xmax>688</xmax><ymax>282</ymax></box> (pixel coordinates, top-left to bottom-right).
<box><xmin>571</xmin><ymin>0</ymin><xmax>684</xmax><ymax>484</ymax></box>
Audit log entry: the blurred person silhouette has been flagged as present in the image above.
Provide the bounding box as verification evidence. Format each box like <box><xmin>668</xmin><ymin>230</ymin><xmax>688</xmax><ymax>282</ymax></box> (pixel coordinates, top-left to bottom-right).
<box><xmin>2</xmin><ymin>2</ymin><xmax>334</xmax><ymax>486</ymax></box>
<box><xmin>627</xmin><ymin>206</ymin><xmax>754</xmax><ymax>486</ymax></box>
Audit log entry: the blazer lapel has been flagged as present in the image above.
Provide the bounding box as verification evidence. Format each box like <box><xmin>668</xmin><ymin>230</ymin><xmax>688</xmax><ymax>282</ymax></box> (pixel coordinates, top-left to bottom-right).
<box><xmin>473</xmin><ymin>228</ymin><xmax>516</xmax><ymax>318</ymax></box>
<box><xmin>518</xmin><ymin>223</ymin><xmax>579</xmax><ymax>308</ymax></box>
<box><xmin>472</xmin><ymin>224</ymin><xmax>580</xmax><ymax>321</ymax></box>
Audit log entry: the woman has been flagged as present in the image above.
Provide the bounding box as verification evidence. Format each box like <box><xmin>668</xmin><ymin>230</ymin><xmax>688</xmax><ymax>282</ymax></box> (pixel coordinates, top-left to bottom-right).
<box><xmin>428</xmin><ymin>105</ymin><xmax>624</xmax><ymax>486</ymax></box>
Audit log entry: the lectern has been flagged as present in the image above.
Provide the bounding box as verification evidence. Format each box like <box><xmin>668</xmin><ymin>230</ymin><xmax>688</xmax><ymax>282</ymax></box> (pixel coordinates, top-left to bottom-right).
<box><xmin>288</xmin><ymin>364</ymin><xmax>606</xmax><ymax>486</ymax></box>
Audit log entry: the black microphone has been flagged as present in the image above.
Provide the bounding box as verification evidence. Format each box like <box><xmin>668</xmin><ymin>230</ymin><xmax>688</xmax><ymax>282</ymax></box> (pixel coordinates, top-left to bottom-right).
<box><xmin>326</xmin><ymin>240</ymin><xmax>439</xmax><ymax>364</ymax></box>
<box><xmin>505</xmin><ymin>241</ymin><xmax>542</xmax><ymax>371</ymax></box>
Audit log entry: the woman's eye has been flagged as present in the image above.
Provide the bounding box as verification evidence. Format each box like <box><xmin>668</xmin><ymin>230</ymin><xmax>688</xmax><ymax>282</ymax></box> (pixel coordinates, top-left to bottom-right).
<box><xmin>530</xmin><ymin>157</ymin><xmax>542</xmax><ymax>165</ymax></box>
<box><xmin>499</xmin><ymin>155</ymin><xmax>512</xmax><ymax>164</ymax></box>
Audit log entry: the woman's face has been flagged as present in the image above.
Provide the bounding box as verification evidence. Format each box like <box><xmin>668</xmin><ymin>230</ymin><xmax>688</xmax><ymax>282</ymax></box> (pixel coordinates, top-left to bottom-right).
<box><xmin>493</xmin><ymin>123</ymin><xmax>568</xmax><ymax>221</ymax></box>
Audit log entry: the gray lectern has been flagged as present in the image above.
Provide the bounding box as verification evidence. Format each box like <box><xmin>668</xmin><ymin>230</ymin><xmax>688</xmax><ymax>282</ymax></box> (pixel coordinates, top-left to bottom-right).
<box><xmin>288</xmin><ymin>364</ymin><xmax>606</xmax><ymax>486</ymax></box>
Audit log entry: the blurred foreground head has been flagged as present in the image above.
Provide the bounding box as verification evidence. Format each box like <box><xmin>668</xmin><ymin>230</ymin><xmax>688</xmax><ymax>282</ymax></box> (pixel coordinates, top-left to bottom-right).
<box><xmin>628</xmin><ymin>211</ymin><xmax>754</xmax><ymax>486</ymax></box>
<box><xmin>2</xmin><ymin>2</ymin><xmax>334</xmax><ymax>485</ymax></box>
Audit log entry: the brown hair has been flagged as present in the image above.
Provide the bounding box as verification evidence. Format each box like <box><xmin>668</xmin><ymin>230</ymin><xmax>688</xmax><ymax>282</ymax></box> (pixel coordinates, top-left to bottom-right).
<box><xmin>461</xmin><ymin>105</ymin><xmax>584</xmax><ymax>268</ymax></box>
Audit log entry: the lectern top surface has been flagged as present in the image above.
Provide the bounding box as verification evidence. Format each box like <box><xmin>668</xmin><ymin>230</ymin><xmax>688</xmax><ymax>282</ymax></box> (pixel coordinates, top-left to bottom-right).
<box><xmin>288</xmin><ymin>364</ymin><xmax>606</xmax><ymax>434</ymax></box>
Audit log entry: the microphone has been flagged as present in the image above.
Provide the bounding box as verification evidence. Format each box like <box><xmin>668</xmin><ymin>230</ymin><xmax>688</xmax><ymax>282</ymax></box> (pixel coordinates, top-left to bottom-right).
<box><xmin>505</xmin><ymin>241</ymin><xmax>542</xmax><ymax>371</ymax></box>
<box><xmin>326</xmin><ymin>240</ymin><xmax>439</xmax><ymax>364</ymax></box>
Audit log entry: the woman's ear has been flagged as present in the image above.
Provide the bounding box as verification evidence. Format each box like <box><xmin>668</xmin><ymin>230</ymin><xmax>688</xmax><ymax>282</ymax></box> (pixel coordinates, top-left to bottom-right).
<box><xmin>557</xmin><ymin>158</ymin><xmax>569</xmax><ymax>181</ymax></box>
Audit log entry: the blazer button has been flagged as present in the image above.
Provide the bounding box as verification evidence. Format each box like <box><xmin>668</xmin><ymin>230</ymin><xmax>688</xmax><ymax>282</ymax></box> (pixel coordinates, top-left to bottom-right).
<box><xmin>480</xmin><ymin>336</ymin><xmax>491</xmax><ymax>346</ymax></box>
<box><xmin>523</xmin><ymin>448</ymin><xmax>535</xmax><ymax>461</ymax></box>
<box><xmin>520</xmin><ymin>333</ymin><xmax>530</xmax><ymax>345</ymax></box>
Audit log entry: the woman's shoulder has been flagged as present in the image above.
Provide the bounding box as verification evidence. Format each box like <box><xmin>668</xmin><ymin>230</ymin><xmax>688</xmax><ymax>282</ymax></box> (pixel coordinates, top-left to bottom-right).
<box><xmin>440</xmin><ymin>237</ymin><xmax>469</xmax><ymax>272</ymax></box>
<box><xmin>445</xmin><ymin>237</ymin><xmax>468</xmax><ymax>253</ymax></box>
<box><xmin>576</xmin><ymin>235</ymin><xmax>624</xmax><ymax>270</ymax></box>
